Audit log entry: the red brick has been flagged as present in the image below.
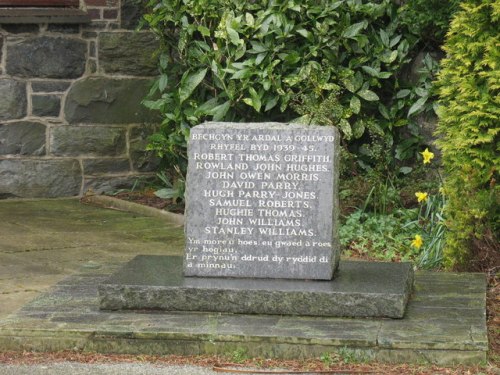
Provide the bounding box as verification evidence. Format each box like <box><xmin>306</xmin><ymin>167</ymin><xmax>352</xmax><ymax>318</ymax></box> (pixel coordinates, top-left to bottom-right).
<box><xmin>103</xmin><ymin>8</ymin><xmax>118</xmax><ymax>19</ymax></box>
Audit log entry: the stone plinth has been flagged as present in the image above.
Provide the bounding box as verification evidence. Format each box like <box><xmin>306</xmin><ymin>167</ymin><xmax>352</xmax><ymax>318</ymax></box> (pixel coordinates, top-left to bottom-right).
<box><xmin>99</xmin><ymin>255</ymin><xmax>414</xmax><ymax>318</ymax></box>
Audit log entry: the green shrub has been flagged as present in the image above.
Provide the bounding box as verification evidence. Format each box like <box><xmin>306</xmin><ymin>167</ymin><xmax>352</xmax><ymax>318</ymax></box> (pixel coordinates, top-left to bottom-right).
<box><xmin>435</xmin><ymin>0</ymin><xmax>499</xmax><ymax>269</ymax></box>
<box><xmin>141</xmin><ymin>0</ymin><xmax>454</xmax><ymax>174</ymax></box>
<box><xmin>399</xmin><ymin>0</ymin><xmax>460</xmax><ymax>46</ymax></box>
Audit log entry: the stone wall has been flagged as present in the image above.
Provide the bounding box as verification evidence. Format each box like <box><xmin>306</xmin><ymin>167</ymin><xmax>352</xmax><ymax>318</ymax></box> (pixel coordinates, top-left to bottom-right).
<box><xmin>0</xmin><ymin>0</ymin><xmax>160</xmax><ymax>198</ymax></box>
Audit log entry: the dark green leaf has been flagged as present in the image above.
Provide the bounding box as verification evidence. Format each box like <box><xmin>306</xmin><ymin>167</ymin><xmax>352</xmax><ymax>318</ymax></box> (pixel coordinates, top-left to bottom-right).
<box><xmin>357</xmin><ymin>89</ymin><xmax>379</xmax><ymax>101</ymax></box>
<box><xmin>197</xmin><ymin>25</ymin><xmax>210</xmax><ymax>37</ymax></box>
<box><xmin>378</xmin><ymin>103</ymin><xmax>390</xmax><ymax>120</ymax></box>
<box><xmin>227</xmin><ymin>26</ymin><xmax>240</xmax><ymax>45</ymax></box>
<box><xmin>408</xmin><ymin>97</ymin><xmax>428</xmax><ymax>117</ymax></box>
<box><xmin>208</xmin><ymin>101</ymin><xmax>231</xmax><ymax>121</ymax></box>
<box><xmin>158</xmin><ymin>75</ymin><xmax>168</xmax><ymax>92</ymax></box>
<box><xmin>396</xmin><ymin>89</ymin><xmax>411</xmax><ymax>98</ymax></box>
<box><xmin>342</xmin><ymin>21</ymin><xmax>366</xmax><ymax>39</ymax></box>
<box><xmin>264</xmin><ymin>95</ymin><xmax>279</xmax><ymax>111</ymax></box>
<box><xmin>350</xmin><ymin>95</ymin><xmax>361</xmax><ymax>114</ymax></box>
<box><xmin>179</xmin><ymin>68</ymin><xmax>207</xmax><ymax>103</ymax></box>
<box><xmin>352</xmin><ymin>120</ymin><xmax>365</xmax><ymax>139</ymax></box>
<box><xmin>361</xmin><ymin>66</ymin><xmax>379</xmax><ymax>77</ymax></box>
<box><xmin>231</xmin><ymin>68</ymin><xmax>252</xmax><ymax>80</ymax></box>
<box><xmin>380</xmin><ymin>29</ymin><xmax>389</xmax><ymax>46</ymax></box>
<box><xmin>399</xmin><ymin>166</ymin><xmax>413</xmax><ymax>175</ymax></box>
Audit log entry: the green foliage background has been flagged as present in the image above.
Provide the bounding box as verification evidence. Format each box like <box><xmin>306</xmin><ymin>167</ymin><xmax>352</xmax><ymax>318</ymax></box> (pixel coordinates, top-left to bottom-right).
<box><xmin>142</xmin><ymin>0</ymin><xmax>453</xmax><ymax>174</ymax></box>
<box><xmin>435</xmin><ymin>0</ymin><xmax>499</xmax><ymax>269</ymax></box>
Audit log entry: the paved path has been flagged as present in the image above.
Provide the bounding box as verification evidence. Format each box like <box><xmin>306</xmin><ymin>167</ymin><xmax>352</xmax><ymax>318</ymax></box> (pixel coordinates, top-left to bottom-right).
<box><xmin>0</xmin><ymin>198</ymin><xmax>184</xmax><ymax>320</ymax></box>
<box><xmin>0</xmin><ymin>363</ymin><xmax>224</xmax><ymax>375</ymax></box>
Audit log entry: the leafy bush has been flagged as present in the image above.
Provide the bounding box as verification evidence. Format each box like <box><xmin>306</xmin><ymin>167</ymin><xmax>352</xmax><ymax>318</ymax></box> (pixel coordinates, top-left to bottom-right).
<box><xmin>435</xmin><ymin>0</ymin><xmax>499</xmax><ymax>269</ymax></box>
<box><xmin>399</xmin><ymin>0</ymin><xmax>460</xmax><ymax>46</ymax></box>
<box><xmin>141</xmin><ymin>0</ymin><xmax>454</xmax><ymax>173</ymax></box>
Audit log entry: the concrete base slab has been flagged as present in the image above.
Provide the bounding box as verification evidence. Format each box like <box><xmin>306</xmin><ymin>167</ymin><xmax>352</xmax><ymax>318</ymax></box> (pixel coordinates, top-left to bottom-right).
<box><xmin>0</xmin><ymin>264</ymin><xmax>488</xmax><ymax>366</ymax></box>
<box><xmin>98</xmin><ymin>256</ymin><xmax>414</xmax><ymax>318</ymax></box>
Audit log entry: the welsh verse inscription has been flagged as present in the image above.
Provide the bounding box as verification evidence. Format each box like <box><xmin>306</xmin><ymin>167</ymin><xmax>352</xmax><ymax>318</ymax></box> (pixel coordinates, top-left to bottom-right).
<box><xmin>184</xmin><ymin>122</ymin><xmax>340</xmax><ymax>280</ymax></box>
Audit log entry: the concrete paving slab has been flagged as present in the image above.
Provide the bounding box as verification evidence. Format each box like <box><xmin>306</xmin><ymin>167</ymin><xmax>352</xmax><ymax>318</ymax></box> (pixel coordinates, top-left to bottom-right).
<box><xmin>0</xmin><ymin>198</ymin><xmax>183</xmax><ymax>320</ymax></box>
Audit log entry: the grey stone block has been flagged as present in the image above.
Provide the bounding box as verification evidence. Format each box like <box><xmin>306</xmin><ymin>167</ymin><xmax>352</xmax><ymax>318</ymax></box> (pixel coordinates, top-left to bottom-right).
<box><xmin>185</xmin><ymin>122</ymin><xmax>340</xmax><ymax>280</ymax></box>
<box><xmin>84</xmin><ymin>175</ymin><xmax>149</xmax><ymax>195</ymax></box>
<box><xmin>31</xmin><ymin>81</ymin><xmax>71</xmax><ymax>93</ymax></box>
<box><xmin>51</xmin><ymin>126</ymin><xmax>126</xmax><ymax>157</ymax></box>
<box><xmin>129</xmin><ymin>125</ymin><xmax>160</xmax><ymax>172</ymax></box>
<box><xmin>47</xmin><ymin>24</ymin><xmax>80</xmax><ymax>34</ymax></box>
<box><xmin>32</xmin><ymin>95</ymin><xmax>61</xmax><ymax>117</ymax></box>
<box><xmin>98</xmin><ymin>32</ymin><xmax>158</xmax><ymax>76</ymax></box>
<box><xmin>64</xmin><ymin>77</ymin><xmax>159</xmax><ymax>124</ymax></box>
<box><xmin>0</xmin><ymin>78</ymin><xmax>27</xmax><ymax>120</ymax></box>
<box><xmin>121</xmin><ymin>0</ymin><xmax>143</xmax><ymax>30</ymax></box>
<box><xmin>6</xmin><ymin>36</ymin><xmax>86</xmax><ymax>78</ymax></box>
<box><xmin>99</xmin><ymin>255</ymin><xmax>414</xmax><ymax>318</ymax></box>
<box><xmin>83</xmin><ymin>158</ymin><xmax>130</xmax><ymax>175</ymax></box>
<box><xmin>0</xmin><ymin>159</ymin><xmax>81</xmax><ymax>198</ymax></box>
<box><xmin>0</xmin><ymin>121</ymin><xmax>46</xmax><ymax>155</ymax></box>
<box><xmin>2</xmin><ymin>24</ymin><xmax>39</xmax><ymax>34</ymax></box>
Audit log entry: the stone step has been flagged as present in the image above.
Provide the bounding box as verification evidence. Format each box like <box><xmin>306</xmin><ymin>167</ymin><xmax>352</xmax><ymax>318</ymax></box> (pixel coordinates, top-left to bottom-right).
<box><xmin>98</xmin><ymin>256</ymin><xmax>414</xmax><ymax>318</ymax></box>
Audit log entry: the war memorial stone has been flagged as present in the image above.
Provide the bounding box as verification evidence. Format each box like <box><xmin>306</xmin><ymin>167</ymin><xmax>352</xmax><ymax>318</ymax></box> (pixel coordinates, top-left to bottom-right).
<box><xmin>184</xmin><ymin>122</ymin><xmax>340</xmax><ymax>279</ymax></box>
<box><xmin>99</xmin><ymin>122</ymin><xmax>414</xmax><ymax>318</ymax></box>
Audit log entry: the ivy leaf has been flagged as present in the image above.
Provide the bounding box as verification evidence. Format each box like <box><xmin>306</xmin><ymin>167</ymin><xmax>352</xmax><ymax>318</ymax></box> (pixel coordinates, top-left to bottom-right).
<box><xmin>179</xmin><ymin>68</ymin><xmax>207</xmax><ymax>103</ymax></box>
<box><xmin>342</xmin><ymin>21</ymin><xmax>366</xmax><ymax>39</ymax></box>
<box><xmin>408</xmin><ymin>97</ymin><xmax>428</xmax><ymax>117</ymax></box>
<box><xmin>350</xmin><ymin>95</ymin><xmax>361</xmax><ymax>114</ymax></box>
<box><xmin>357</xmin><ymin>89</ymin><xmax>379</xmax><ymax>101</ymax></box>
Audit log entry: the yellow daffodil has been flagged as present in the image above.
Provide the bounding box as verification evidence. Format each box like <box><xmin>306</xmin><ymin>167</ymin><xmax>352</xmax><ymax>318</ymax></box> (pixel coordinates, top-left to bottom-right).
<box><xmin>411</xmin><ymin>234</ymin><xmax>423</xmax><ymax>249</ymax></box>
<box><xmin>421</xmin><ymin>148</ymin><xmax>434</xmax><ymax>164</ymax></box>
<box><xmin>415</xmin><ymin>191</ymin><xmax>428</xmax><ymax>203</ymax></box>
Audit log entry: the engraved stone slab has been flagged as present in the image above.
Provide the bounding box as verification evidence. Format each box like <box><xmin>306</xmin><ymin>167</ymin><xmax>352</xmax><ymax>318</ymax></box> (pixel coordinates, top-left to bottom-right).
<box><xmin>185</xmin><ymin>122</ymin><xmax>340</xmax><ymax>280</ymax></box>
<box><xmin>99</xmin><ymin>255</ymin><xmax>415</xmax><ymax>318</ymax></box>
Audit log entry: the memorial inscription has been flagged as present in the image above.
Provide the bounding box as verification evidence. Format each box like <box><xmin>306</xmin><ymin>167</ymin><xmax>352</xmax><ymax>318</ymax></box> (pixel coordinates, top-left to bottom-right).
<box><xmin>184</xmin><ymin>122</ymin><xmax>340</xmax><ymax>280</ymax></box>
